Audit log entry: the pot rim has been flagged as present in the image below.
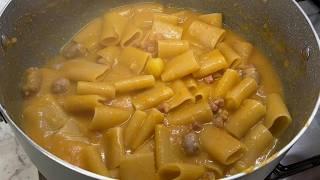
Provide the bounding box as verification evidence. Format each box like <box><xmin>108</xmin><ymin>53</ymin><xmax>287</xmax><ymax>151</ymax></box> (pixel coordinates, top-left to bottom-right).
<box><xmin>0</xmin><ymin>0</ymin><xmax>319</xmax><ymax>179</ymax></box>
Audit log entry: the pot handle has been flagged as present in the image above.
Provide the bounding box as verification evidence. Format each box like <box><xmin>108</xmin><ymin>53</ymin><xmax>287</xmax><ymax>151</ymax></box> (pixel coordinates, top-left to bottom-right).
<box><xmin>265</xmin><ymin>155</ymin><xmax>320</xmax><ymax>180</ymax></box>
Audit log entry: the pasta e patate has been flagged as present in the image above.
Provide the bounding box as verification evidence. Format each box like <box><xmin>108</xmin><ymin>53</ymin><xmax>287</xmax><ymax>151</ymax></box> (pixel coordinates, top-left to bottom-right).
<box><xmin>20</xmin><ymin>3</ymin><xmax>291</xmax><ymax>180</ymax></box>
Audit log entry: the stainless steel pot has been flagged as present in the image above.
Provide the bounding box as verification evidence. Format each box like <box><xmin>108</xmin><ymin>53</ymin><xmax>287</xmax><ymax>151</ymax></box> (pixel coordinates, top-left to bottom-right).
<box><xmin>0</xmin><ymin>0</ymin><xmax>319</xmax><ymax>179</ymax></box>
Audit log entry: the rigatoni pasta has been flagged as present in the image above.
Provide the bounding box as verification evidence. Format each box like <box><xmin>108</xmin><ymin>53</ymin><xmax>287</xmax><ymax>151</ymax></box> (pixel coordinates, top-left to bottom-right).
<box><xmin>232</xmin><ymin>124</ymin><xmax>274</xmax><ymax>172</ymax></box>
<box><xmin>60</xmin><ymin>59</ymin><xmax>110</xmax><ymax>81</ymax></box>
<box><xmin>63</xmin><ymin>95</ymin><xmax>105</xmax><ymax>112</ymax></box>
<box><xmin>167</xmin><ymin>101</ymin><xmax>214</xmax><ymax>125</ymax></box>
<box><xmin>214</xmin><ymin>69</ymin><xmax>240</xmax><ymax>98</ymax></box>
<box><xmin>226</xmin><ymin>77</ymin><xmax>258</xmax><ymax>109</ymax></box>
<box><xmin>158</xmin><ymin>163</ymin><xmax>205</xmax><ymax>180</ymax></box>
<box><xmin>118</xmin><ymin>47</ymin><xmax>150</xmax><ymax>74</ymax></box>
<box><xmin>131</xmin><ymin>108</ymin><xmax>164</xmax><ymax>150</ymax></box>
<box><xmin>77</xmin><ymin>81</ymin><xmax>115</xmax><ymax>98</ymax></box>
<box><xmin>155</xmin><ymin>125</ymin><xmax>182</xmax><ymax>168</ymax></box>
<box><xmin>161</xmin><ymin>50</ymin><xmax>200</xmax><ymax>82</ymax></box>
<box><xmin>97</xmin><ymin>46</ymin><xmax>121</xmax><ymax>65</ymax></box>
<box><xmin>264</xmin><ymin>93</ymin><xmax>292</xmax><ymax>137</ymax></box>
<box><xmin>114</xmin><ymin>75</ymin><xmax>155</xmax><ymax>93</ymax></box>
<box><xmin>157</xmin><ymin>40</ymin><xmax>189</xmax><ymax>58</ymax></box>
<box><xmin>120</xmin><ymin>153</ymin><xmax>157</xmax><ymax>180</ymax></box>
<box><xmin>151</xmin><ymin>20</ymin><xmax>183</xmax><ymax>40</ymax></box>
<box><xmin>101</xmin><ymin>12</ymin><xmax>128</xmax><ymax>46</ymax></box>
<box><xmin>120</xmin><ymin>25</ymin><xmax>143</xmax><ymax>47</ymax></box>
<box><xmin>225</xmin><ymin>99</ymin><xmax>266</xmax><ymax>138</ymax></box>
<box><xmin>21</xmin><ymin>3</ymin><xmax>291</xmax><ymax>180</ymax></box>
<box><xmin>73</xmin><ymin>18</ymin><xmax>102</xmax><ymax>50</ymax></box>
<box><xmin>82</xmin><ymin>146</ymin><xmax>108</xmax><ymax>176</ymax></box>
<box><xmin>192</xmin><ymin>49</ymin><xmax>228</xmax><ymax>78</ymax></box>
<box><xmin>103</xmin><ymin>127</ymin><xmax>125</xmax><ymax>169</ymax></box>
<box><xmin>184</xmin><ymin>20</ymin><xmax>225</xmax><ymax>48</ymax></box>
<box><xmin>217</xmin><ymin>42</ymin><xmax>241</xmax><ymax>68</ymax></box>
<box><xmin>154</xmin><ymin>13</ymin><xmax>179</xmax><ymax>25</ymax></box>
<box><xmin>166</xmin><ymin>80</ymin><xmax>195</xmax><ymax>110</ymax></box>
<box><xmin>200</xmin><ymin>126</ymin><xmax>247</xmax><ymax>165</ymax></box>
<box><xmin>90</xmin><ymin>106</ymin><xmax>132</xmax><ymax>131</ymax></box>
<box><xmin>132</xmin><ymin>83</ymin><xmax>174</xmax><ymax>110</ymax></box>
<box><xmin>124</xmin><ymin>110</ymin><xmax>147</xmax><ymax>149</ymax></box>
<box><xmin>198</xmin><ymin>13</ymin><xmax>223</xmax><ymax>28</ymax></box>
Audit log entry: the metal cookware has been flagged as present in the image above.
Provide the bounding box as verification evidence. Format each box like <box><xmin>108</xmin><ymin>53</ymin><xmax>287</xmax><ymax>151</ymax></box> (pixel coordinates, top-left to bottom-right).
<box><xmin>0</xmin><ymin>0</ymin><xmax>319</xmax><ymax>179</ymax></box>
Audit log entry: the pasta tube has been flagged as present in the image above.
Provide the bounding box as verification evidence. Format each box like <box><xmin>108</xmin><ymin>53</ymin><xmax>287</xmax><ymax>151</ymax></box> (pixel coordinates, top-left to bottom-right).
<box><xmin>225</xmin><ymin>99</ymin><xmax>266</xmax><ymax>138</ymax></box>
<box><xmin>97</xmin><ymin>46</ymin><xmax>121</xmax><ymax>65</ymax></box>
<box><xmin>77</xmin><ymin>81</ymin><xmax>116</xmax><ymax>98</ymax></box>
<box><xmin>89</xmin><ymin>106</ymin><xmax>132</xmax><ymax>131</ymax></box>
<box><xmin>131</xmin><ymin>109</ymin><xmax>164</xmax><ymax>150</ymax></box>
<box><xmin>158</xmin><ymin>163</ymin><xmax>205</xmax><ymax>180</ymax></box>
<box><xmin>166</xmin><ymin>80</ymin><xmax>195</xmax><ymax>111</ymax></box>
<box><xmin>114</xmin><ymin>75</ymin><xmax>155</xmax><ymax>93</ymax></box>
<box><xmin>214</xmin><ymin>69</ymin><xmax>240</xmax><ymax>98</ymax></box>
<box><xmin>124</xmin><ymin>110</ymin><xmax>147</xmax><ymax>149</ymax></box>
<box><xmin>264</xmin><ymin>93</ymin><xmax>292</xmax><ymax>137</ymax></box>
<box><xmin>132</xmin><ymin>83</ymin><xmax>174</xmax><ymax>110</ymax></box>
<box><xmin>183</xmin><ymin>77</ymin><xmax>198</xmax><ymax>91</ymax></box>
<box><xmin>217</xmin><ymin>42</ymin><xmax>241</xmax><ymax>68</ymax></box>
<box><xmin>63</xmin><ymin>95</ymin><xmax>104</xmax><ymax>112</ymax></box>
<box><xmin>230</xmin><ymin>40</ymin><xmax>253</xmax><ymax>64</ymax></box>
<box><xmin>120</xmin><ymin>153</ymin><xmax>156</xmax><ymax>180</ymax></box>
<box><xmin>200</xmin><ymin>126</ymin><xmax>247</xmax><ymax>165</ymax></box>
<box><xmin>198</xmin><ymin>13</ymin><xmax>223</xmax><ymax>28</ymax></box>
<box><xmin>23</xmin><ymin>95</ymin><xmax>68</xmax><ymax>131</ymax></box>
<box><xmin>155</xmin><ymin>125</ymin><xmax>181</xmax><ymax>168</ymax></box>
<box><xmin>193</xmin><ymin>49</ymin><xmax>228</xmax><ymax>78</ymax></box>
<box><xmin>167</xmin><ymin>100</ymin><xmax>214</xmax><ymax>125</ymax></box>
<box><xmin>151</xmin><ymin>20</ymin><xmax>183</xmax><ymax>40</ymax></box>
<box><xmin>73</xmin><ymin>18</ymin><xmax>102</xmax><ymax>50</ymax></box>
<box><xmin>103</xmin><ymin>127</ymin><xmax>124</xmax><ymax>169</ymax></box>
<box><xmin>82</xmin><ymin>146</ymin><xmax>108</xmax><ymax>176</ymax></box>
<box><xmin>154</xmin><ymin>13</ymin><xmax>179</xmax><ymax>25</ymax></box>
<box><xmin>101</xmin><ymin>12</ymin><xmax>128</xmax><ymax>46</ymax></box>
<box><xmin>120</xmin><ymin>25</ymin><xmax>143</xmax><ymax>47</ymax></box>
<box><xmin>158</xmin><ymin>40</ymin><xmax>189</xmax><ymax>58</ymax></box>
<box><xmin>233</xmin><ymin>124</ymin><xmax>274</xmax><ymax>171</ymax></box>
<box><xmin>193</xmin><ymin>84</ymin><xmax>212</xmax><ymax>101</ymax></box>
<box><xmin>226</xmin><ymin>77</ymin><xmax>258</xmax><ymax>109</ymax></box>
<box><xmin>161</xmin><ymin>50</ymin><xmax>200</xmax><ymax>82</ymax></box>
<box><xmin>61</xmin><ymin>59</ymin><xmax>110</xmax><ymax>82</ymax></box>
<box><xmin>119</xmin><ymin>47</ymin><xmax>150</xmax><ymax>74</ymax></box>
<box><xmin>185</xmin><ymin>20</ymin><xmax>225</xmax><ymax>49</ymax></box>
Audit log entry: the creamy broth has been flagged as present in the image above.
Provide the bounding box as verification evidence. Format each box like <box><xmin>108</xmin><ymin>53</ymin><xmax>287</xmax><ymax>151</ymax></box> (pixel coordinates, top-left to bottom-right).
<box><xmin>20</xmin><ymin>3</ymin><xmax>291</xmax><ymax>179</ymax></box>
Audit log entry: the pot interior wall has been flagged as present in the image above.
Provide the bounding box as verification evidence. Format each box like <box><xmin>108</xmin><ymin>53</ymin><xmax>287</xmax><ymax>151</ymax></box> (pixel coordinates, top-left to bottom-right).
<box><xmin>0</xmin><ymin>0</ymin><xmax>319</xmax><ymax>152</ymax></box>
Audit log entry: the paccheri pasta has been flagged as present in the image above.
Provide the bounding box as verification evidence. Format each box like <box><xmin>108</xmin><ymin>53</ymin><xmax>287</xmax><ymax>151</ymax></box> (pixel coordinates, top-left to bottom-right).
<box><xmin>20</xmin><ymin>2</ymin><xmax>291</xmax><ymax>180</ymax></box>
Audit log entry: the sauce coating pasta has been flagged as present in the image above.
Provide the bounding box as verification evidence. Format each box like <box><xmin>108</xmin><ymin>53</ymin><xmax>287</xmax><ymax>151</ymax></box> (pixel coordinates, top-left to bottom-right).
<box><xmin>20</xmin><ymin>3</ymin><xmax>291</xmax><ymax>179</ymax></box>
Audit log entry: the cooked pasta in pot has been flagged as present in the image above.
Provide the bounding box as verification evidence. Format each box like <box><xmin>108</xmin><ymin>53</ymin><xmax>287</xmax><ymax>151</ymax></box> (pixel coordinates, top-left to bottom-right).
<box><xmin>20</xmin><ymin>2</ymin><xmax>291</xmax><ymax>179</ymax></box>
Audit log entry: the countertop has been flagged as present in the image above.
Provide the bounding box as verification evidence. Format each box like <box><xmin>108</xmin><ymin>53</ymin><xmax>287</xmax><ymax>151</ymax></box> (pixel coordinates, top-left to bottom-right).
<box><xmin>0</xmin><ymin>123</ymin><xmax>38</xmax><ymax>180</ymax></box>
